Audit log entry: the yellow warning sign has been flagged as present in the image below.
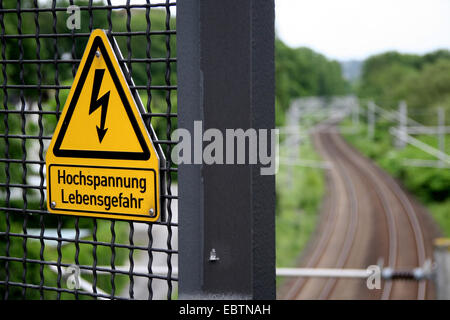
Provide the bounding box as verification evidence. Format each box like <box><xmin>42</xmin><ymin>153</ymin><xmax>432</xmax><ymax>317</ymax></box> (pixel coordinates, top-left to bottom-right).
<box><xmin>46</xmin><ymin>29</ymin><xmax>161</xmax><ymax>222</ymax></box>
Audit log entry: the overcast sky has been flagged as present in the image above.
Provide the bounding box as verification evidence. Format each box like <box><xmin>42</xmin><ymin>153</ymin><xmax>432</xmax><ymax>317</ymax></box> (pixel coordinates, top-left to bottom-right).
<box><xmin>275</xmin><ymin>0</ymin><xmax>450</xmax><ymax>61</ymax></box>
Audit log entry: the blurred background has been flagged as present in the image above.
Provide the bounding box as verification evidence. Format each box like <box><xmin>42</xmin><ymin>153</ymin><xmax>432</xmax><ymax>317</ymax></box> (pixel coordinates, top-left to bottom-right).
<box><xmin>275</xmin><ymin>0</ymin><xmax>450</xmax><ymax>299</ymax></box>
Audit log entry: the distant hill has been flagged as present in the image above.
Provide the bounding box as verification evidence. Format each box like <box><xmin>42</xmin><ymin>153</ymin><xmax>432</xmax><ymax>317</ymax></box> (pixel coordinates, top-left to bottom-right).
<box><xmin>340</xmin><ymin>60</ymin><xmax>363</xmax><ymax>82</ymax></box>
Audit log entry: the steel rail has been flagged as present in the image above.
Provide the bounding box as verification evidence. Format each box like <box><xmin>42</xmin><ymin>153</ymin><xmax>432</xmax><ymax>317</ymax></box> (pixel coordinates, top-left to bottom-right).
<box><xmin>284</xmin><ymin>123</ymin><xmax>401</xmax><ymax>300</ymax></box>
<box><xmin>333</xmin><ymin>131</ymin><xmax>428</xmax><ymax>299</ymax></box>
<box><xmin>327</xmin><ymin>130</ymin><xmax>398</xmax><ymax>299</ymax></box>
<box><xmin>316</xmin><ymin>128</ymin><xmax>358</xmax><ymax>300</ymax></box>
<box><xmin>284</xmin><ymin>125</ymin><xmax>359</xmax><ymax>299</ymax></box>
<box><xmin>282</xmin><ymin>132</ymin><xmax>341</xmax><ymax>299</ymax></box>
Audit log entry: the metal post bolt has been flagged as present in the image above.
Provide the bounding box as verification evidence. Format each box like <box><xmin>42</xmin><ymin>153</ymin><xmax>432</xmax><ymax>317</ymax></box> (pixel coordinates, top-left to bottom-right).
<box><xmin>209</xmin><ymin>248</ymin><xmax>220</xmax><ymax>262</ymax></box>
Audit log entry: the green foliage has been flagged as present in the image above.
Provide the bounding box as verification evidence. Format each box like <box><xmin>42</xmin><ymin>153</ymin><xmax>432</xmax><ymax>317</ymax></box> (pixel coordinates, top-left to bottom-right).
<box><xmin>405</xmin><ymin>59</ymin><xmax>450</xmax><ymax>114</ymax></box>
<box><xmin>276</xmin><ymin>138</ymin><xmax>324</xmax><ymax>271</ymax></box>
<box><xmin>428</xmin><ymin>199</ymin><xmax>450</xmax><ymax>237</ymax></box>
<box><xmin>358</xmin><ymin>50</ymin><xmax>450</xmax><ymax>124</ymax></box>
<box><xmin>354</xmin><ymin>50</ymin><xmax>450</xmax><ymax>234</ymax></box>
<box><xmin>341</xmin><ymin>119</ymin><xmax>450</xmax><ymax>236</ymax></box>
<box><xmin>275</xmin><ymin>39</ymin><xmax>349</xmax><ymax>126</ymax></box>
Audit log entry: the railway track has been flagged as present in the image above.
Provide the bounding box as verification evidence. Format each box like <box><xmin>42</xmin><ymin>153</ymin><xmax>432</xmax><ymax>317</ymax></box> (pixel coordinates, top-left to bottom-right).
<box><xmin>280</xmin><ymin>123</ymin><xmax>439</xmax><ymax>300</ymax></box>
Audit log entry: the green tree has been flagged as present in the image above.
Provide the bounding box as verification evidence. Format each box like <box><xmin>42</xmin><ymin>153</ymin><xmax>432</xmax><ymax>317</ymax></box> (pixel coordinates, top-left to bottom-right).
<box><xmin>358</xmin><ymin>50</ymin><xmax>450</xmax><ymax>124</ymax></box>
<box><xmin>275</xmin><ymin>39</ymin><xmax>349</xmax><ymax>125</ymax></box>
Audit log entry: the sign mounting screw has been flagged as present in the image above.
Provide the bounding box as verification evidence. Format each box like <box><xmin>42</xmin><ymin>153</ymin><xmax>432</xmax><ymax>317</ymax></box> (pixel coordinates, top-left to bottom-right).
<box><xmin>95</xmin><ymin>50</ymin><xmax>101</xmax><ymax>58</ymax></box>
<box><xmin>50</xmin><ymin>201</ymin><xmax>56</xmax><ymax>209</ymax></box>
<box><xmin>149</xmin><ymin>208</ymin><xmax>154</xmax><ymax>215</ymax></box>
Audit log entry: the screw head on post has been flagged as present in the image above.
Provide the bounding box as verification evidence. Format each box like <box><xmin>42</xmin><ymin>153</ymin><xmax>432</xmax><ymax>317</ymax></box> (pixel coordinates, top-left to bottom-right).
<box><xmin>209</xmin><ymin>248</ymin><xmax>220</xmax><ymax>262</ymax></box>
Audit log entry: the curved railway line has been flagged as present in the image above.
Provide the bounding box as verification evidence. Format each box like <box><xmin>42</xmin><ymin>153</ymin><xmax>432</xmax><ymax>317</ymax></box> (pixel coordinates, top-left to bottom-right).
<box><xmin>281</xmin><ymin>123</ymin><xmax>439</xmax><ymax>300</ymax></box>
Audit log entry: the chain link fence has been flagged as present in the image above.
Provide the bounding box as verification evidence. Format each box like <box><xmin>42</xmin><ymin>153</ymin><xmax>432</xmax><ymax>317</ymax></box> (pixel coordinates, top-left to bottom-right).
<box><xmin>0</xmin><ymin>0</ymin><xmax>177</xmax><ymax>300</ymax></box>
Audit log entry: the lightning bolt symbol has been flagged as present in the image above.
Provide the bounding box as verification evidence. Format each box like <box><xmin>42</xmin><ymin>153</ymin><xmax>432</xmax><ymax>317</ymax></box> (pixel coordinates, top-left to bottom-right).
<box><xmin>89</xmin><ymin>69</ymin><xmax>110</xmax><ymax>143</ymax></box>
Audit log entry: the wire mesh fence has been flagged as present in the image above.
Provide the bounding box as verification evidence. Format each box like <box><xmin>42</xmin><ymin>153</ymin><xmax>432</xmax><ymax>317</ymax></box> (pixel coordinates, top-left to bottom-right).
<box><xmin>0</xmin><ymin>0</ymin><xmax>177</xmax><ymax>300</ymax></box>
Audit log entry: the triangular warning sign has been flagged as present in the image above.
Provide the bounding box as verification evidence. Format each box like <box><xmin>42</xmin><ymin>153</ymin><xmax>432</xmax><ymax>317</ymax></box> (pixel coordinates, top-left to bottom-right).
<box><xmin>46</xmin><ymin>29</ymin><xmax>162</xmax><ymax>223</ymax></box>
<box><xmin>52</xmin><ymin>30</ymin><xmax>150</xmax><ymax>160</ymax></box>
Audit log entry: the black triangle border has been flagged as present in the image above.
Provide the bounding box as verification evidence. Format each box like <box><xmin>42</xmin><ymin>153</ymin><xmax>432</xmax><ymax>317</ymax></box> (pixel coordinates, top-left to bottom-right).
<box><xmin>53</xmin><ymin>35</ymin><xmax>151</xmax><ymax>160</ymax></box>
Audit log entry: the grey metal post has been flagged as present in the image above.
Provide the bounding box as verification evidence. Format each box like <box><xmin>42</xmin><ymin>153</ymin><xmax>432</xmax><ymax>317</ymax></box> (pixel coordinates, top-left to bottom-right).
<box><xmin>438</xmin><ymin>107</ymin><xmax>445</xmax><ymax>167</ymax></box>
<box><xmin>177</xmin><ymin>0</ymin><xmax>275</xmax><ymax>299</ymax></box>
<box><xmin>368</xmin><ymin>101</ymin><xmax>375</xmax><ymax>140</ymax></box>
<box><xmin>396</xmin><ymin>101</ymin><xmax>407</xmax><ymax>148</ymax></box>
<box><xmin>433</xmin><ymin>238</ymin><xmax>450</xmax><ymax>300</ymax></box>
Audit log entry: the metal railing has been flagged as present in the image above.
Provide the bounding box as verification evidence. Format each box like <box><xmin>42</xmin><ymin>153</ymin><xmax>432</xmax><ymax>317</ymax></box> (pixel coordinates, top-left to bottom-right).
<box><xmin>0</xmin><ymin>0</ymin><xmax>177</xmax><ymax>300</ymax></box>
